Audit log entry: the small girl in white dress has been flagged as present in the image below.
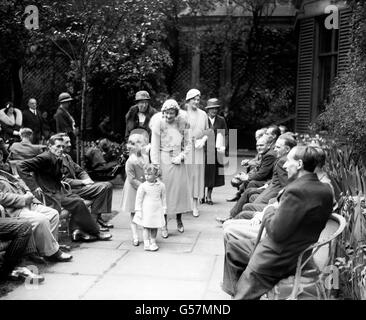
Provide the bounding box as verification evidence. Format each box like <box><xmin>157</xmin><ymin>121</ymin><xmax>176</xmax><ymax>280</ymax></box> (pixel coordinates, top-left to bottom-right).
<box><xmin>133</xmin><ymin>164</ymin><xmax>167</xmax><ymax>251</ymax></box>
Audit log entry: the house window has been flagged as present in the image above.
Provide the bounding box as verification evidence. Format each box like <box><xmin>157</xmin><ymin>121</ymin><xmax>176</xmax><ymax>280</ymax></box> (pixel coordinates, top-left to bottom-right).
<box><xmin>317</xmin><ymin>15</ymin><xmax>339</xmax><ymax>114</ymax></box>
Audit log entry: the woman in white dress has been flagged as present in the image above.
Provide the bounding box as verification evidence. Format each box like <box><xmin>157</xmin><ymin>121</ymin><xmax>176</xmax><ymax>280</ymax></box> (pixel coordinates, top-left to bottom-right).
<box><xmin>185</xmin><ymin>89</ymin><xmax>210</xmax><ymax>217</ymax></box>
<box><xmin>150</xmin><ymin>99</ymin><xmax>192</xmax><ymax>238</ymax></box>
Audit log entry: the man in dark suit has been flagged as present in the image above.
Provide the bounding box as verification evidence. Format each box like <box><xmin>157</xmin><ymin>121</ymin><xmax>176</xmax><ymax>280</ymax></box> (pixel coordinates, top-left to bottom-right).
<box><xmin>227</xmin><ymin>134</ymin><xmax>277</xmax><ymax>202</ymax></box>
<box><xmin>8</xmin><ymin>128</ymin><xmax>46</xmax><ymax>160</ymax></box>
<box><xmin>226</xmin><ymin>134</ymin><xmax>297</xmax><ymax>220</ymax></box>
<box><xmin>222</xmin><ymin>146</ymin><xmax>334</xmax><ymax>299</ymax></box>
<box><xmin>16</xmin><ymin>135</ymin><xmax>112</xmax><ymax>242</ymax></box>
<box><xmin>22</xmin><ymin>98</ymin><xmax>43</xmax><ymax>144</ymax></box>
<box><xmin>59</xmin><ymin>133</ymin><xmax>114</xmax><ymax>229</ymax></box>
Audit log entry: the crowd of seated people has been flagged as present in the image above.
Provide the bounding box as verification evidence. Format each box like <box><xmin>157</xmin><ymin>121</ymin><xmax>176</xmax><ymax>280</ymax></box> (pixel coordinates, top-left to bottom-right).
<box><xmin>215</xmin><ymin>124</ymin><xmax>336</xmax><ymax>299</ymax></box>
<box><xmin>0</xmin><ymin>128</ymin><xmax>116</xmax><ymax>285</ymax></box>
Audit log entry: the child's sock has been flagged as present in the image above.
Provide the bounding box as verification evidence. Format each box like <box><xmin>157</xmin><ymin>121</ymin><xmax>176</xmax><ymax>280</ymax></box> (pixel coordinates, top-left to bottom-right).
<box><xmin>144</xmin><ymin>240</ymin><xmax>150</xmax><ymax>251</ymax></box>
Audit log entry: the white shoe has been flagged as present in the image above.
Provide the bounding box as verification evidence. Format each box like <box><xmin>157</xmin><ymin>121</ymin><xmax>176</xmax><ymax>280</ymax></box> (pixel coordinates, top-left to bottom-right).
<box><xmin>149</xmin><ymin>243</ymin><xmax>159</xmax><ymax>251</ymax></box>
<box><xmin>161</xmin><ymin>227</ymin><xmax>169</xmax><ymax>238</ymax></box>
<box><xmin>193</xmin><ymin>209</ymin><xmax>199</xmax><ymax>217</ymax></box>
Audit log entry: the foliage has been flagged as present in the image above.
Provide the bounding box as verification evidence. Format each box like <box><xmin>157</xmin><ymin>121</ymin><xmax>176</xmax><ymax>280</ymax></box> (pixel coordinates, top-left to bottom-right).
<box><xmin>298</xmin><ymin>133</ymin><xmax>366</xmax><ymax>299</ymax></box>
<box><xmin>317</xmin><ymin>1</ymin><xmax>366</xmax><ymax>159</ymax></box>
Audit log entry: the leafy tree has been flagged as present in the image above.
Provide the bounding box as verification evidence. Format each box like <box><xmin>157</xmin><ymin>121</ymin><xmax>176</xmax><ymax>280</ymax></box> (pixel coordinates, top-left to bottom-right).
<box><xmin>32</xmin><ymin>0</ymin><xmax>174</xmax><ymax>163</ymax></box>
<box><xmin>0</xmin><ymin>0</ymin><xmax>33</xmax><ymax>106</ymax></box>
<box><xmin>318</xmin><ymin>0</ymin><xmax>366</xmax><ymax>160</ymax></box>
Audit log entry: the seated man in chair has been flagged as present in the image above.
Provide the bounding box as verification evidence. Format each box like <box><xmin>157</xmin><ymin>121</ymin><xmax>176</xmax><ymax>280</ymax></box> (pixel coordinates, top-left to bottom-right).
<box><xmin>8</xmin><ymin>128</ymin><xmax>46</xmax><ymax>160</ymax></box>
<box><xmin>0</xmin><ymin>170</ymin><xmax>72</xmax><ymax>262</ymax></box>
<box><xmin>58</xmin><ymin>133</ymin><xmax>114</xmax><ymax>230</ymax></box>
<box><xmin>222</xmin><ymin>146</ymin><xmax>333</xmax><ymax>299</ymax></box>
<box><xmin>16</xmin><ymin>135</ymin><xmax>112</xmax><ymax>243</ymax></box>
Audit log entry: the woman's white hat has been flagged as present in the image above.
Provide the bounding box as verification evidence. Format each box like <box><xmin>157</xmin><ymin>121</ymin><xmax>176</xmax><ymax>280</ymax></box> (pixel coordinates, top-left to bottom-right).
<box><xmin>161</xmin><ymin>99</ymin><xmax>179</xmax><ymax>112</ymax></box>
<box><xmin>185</xmin><ymin>89</ymin><xmax>201</xmax><ymax>101</ymax></box>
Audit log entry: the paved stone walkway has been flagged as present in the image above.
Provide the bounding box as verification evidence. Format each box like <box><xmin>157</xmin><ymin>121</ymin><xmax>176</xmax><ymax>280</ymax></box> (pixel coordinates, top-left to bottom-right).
<box><xmin>1</xmin><ymin>158</ymin><xmax>245</xmax><ymax>300</ymax></box>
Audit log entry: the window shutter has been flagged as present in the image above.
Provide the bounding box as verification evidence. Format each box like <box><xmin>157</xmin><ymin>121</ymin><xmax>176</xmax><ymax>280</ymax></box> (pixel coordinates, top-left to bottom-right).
<box><xmin>337</xmin><ymin>9</ymin><xmax>352</xmax><ymax>76</ymax></box>
<box><xmin>295</xmin><ymin>18</ymin><xmax>315</xmax><ymax>133</ymax></box>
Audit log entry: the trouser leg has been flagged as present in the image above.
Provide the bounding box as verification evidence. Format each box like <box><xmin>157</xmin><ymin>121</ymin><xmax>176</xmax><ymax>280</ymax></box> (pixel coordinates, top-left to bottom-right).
<box><xmin>222</xmin><ymin>233</ymin><xmax>255</xmax><ymax>296</ymax></box>
<box><xmin>73</xmin><ymin>182</ymin><xmax>113</xmax><ymax>220</ymax></box>
<box><xmin>61</xmin><ymin>194</ymin><xmax>100</xmax><ymax>235</ymax></box>
<box><xmin>17</xmin><ymin>207</ymin><xmax>59</xmax><ymax>257</ymax></box>
<box><xmin>234</xmin><ymin>267</ymin><xmax>279</xmax><ymax>300</ymax></box>
<box><xmin>230</xmin><ymin>187</ymin><xmax>258</xmax><ymax>218</ymax></box>
<box><xmin>0</xmin><ymin>219</ymin><xmax>33</xmax><ymax>277</ymax></box>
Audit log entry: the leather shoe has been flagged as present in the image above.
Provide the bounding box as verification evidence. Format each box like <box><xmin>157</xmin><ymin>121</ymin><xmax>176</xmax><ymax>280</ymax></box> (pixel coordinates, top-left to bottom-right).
<box><xmin>96</xmin><ymin>232</ymin><xmax>112</xmax><ymax>241</ymax></box>
<box><xmin>215</xmin><ymin>216</ymin><xmax>230</xmax><ymax>224</ymax></box>
<box><xmin>59</xmin><ymin>244</ymin><xmax>71</xmax><ymax>252</ymax></box>
<box><xmin>26</xmin><ymin>253</ymin><xmax>47</xmax><ymax>264</ymax></box>
<box><xmin>10</xmin><ymin>267</ymin><xmax>45</xmax><ymax>284</ymax></box>
<box><xmin>45</xmin><ymin>250</ymin><xmax>73</xmax><ymax>262</ymax></box>
<box><xmin>226</xmin><ymin>195</ymin><xmax>239</xmax><ymax>202</ymax></box>
<box><xmin>97</xmin><ymin>218</ymin><xmax>114</xmax><ymax>229</ymax></box>
<box><xmin>99</xmin><ymin>226</ymin><xmax>110</xmax><ymax>232</ymax></box>
<box><xmin>71</xmin><ymin>229</ymin><xmax>97</xmax><ymax>242</ymax></box>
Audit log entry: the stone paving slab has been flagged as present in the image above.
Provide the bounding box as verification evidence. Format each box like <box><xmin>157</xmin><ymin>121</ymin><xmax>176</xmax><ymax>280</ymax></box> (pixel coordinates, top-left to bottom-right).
<box><xmin>82</xmin><ymin>275</ymin><xmax>207</xmax><ymax>300</ymax></box>
<box><xmin>108</xmin><ymin>251</ymin><xmax>216</xmax><ymax>281</ymax></box>
<box><xmin>46</xmin><ymin>248</ymin><xmax>128</xmax><ymax>275</ymax></box>
<box><xmin>2</xmin><ymin>274</ymin><xmax>98</xmax><ymax>300</ymax></box>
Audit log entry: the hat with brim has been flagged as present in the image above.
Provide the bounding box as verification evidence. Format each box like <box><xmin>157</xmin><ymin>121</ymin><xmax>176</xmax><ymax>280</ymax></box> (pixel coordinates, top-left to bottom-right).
<box><xmin>58</xmin><ymin>92</ymin><xmax>73</xmax><ymax>103</ymax></box>
<box><xmin>205</xmin><ymin>98</ymin><xmax>220</xmax><ymax>109</ymax></box>
<box><xmin>186</xmin><ymin>89</ymin><xmax>201</xmax><ymax>101</ymax></box>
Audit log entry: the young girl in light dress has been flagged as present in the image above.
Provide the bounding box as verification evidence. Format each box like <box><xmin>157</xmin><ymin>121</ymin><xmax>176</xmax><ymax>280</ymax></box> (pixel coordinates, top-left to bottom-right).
<box><xmin>121</xmin><ymin>132</ymin><xmax>149</xmax><ymax>246</ymax></box>
<box><xmin>133</xmin><ymin>164</ymin><xmax>167</xmax><ymax>251</ymax></box>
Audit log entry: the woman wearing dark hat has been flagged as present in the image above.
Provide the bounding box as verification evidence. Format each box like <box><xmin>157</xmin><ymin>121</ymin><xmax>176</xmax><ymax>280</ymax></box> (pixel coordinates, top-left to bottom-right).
<box><xmin>125</xmin><ymin>90</ymin><xmax>157</xmax><ymax>141</ymax></box>
<box><xmin>0</xmin><ymin>102</ymin><xmax>22</xmax><ymax>143</ymax></box>
<box><xmin>203</xmin><ymin>98</ymin><xmax>228</xmax><ymax>205</ymax></box>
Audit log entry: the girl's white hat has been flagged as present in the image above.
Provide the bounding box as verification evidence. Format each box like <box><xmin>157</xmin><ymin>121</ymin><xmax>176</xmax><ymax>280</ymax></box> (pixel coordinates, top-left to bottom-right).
<box><xmin>185</xmin><ymin>89</ymin><xmax>200</xmax><ymax>101</ymax></box>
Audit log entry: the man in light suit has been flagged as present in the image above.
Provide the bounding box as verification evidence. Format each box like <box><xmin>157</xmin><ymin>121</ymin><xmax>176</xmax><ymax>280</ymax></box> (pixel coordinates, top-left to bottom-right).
<box><xmin>222</xmin><ymin>146</ymin><xmax>334</xmax><ymax>299</ymax></box>
<box><xmin>0</xmin><ymin>170</ymin><xmax>72</xmax><ymax>262</ymax></box>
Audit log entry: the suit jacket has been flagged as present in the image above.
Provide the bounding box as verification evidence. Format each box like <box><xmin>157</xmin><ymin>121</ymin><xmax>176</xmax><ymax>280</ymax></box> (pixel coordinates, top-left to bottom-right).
<box><xmin>0</xmin><ymin>170</ymin><xmax>41</xmax><ymax>216</ymax></box>
<box><xmin>253</xmin><ymin>156</ymin><xmax>288</xmax><ymax>204</ymax></box>
<box><xmin>248</xmin><ymin>173</ymin><xmax>333</xmax><ymax>278</ymax></box>
<box><xmin>248</xmin><ymin>149</ymin><xmax>277</xmax><ymax>182</ymax></box>
<box><xmin>9</xmin><ymin>141</ymin><xmax>45</xmax><ymax>160</ymax></box>
<box><xmin>16</xmin><ymin>150</ymin><xmax>64</xmax><ymax>194</ymax></box>
<box><xmin>22</xmin><ymin>109</ymin><xmax>43</xmax><ymax>142</ymax></box>
<box><xmin>207</xmin><ymin>115</ymin><xmax>229</xmax><ymax>151</ymax></box>
<box><xmin>61</xmin><ymin>153</ymin><xmax>90</xmax><ymax>188</ymax></box>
